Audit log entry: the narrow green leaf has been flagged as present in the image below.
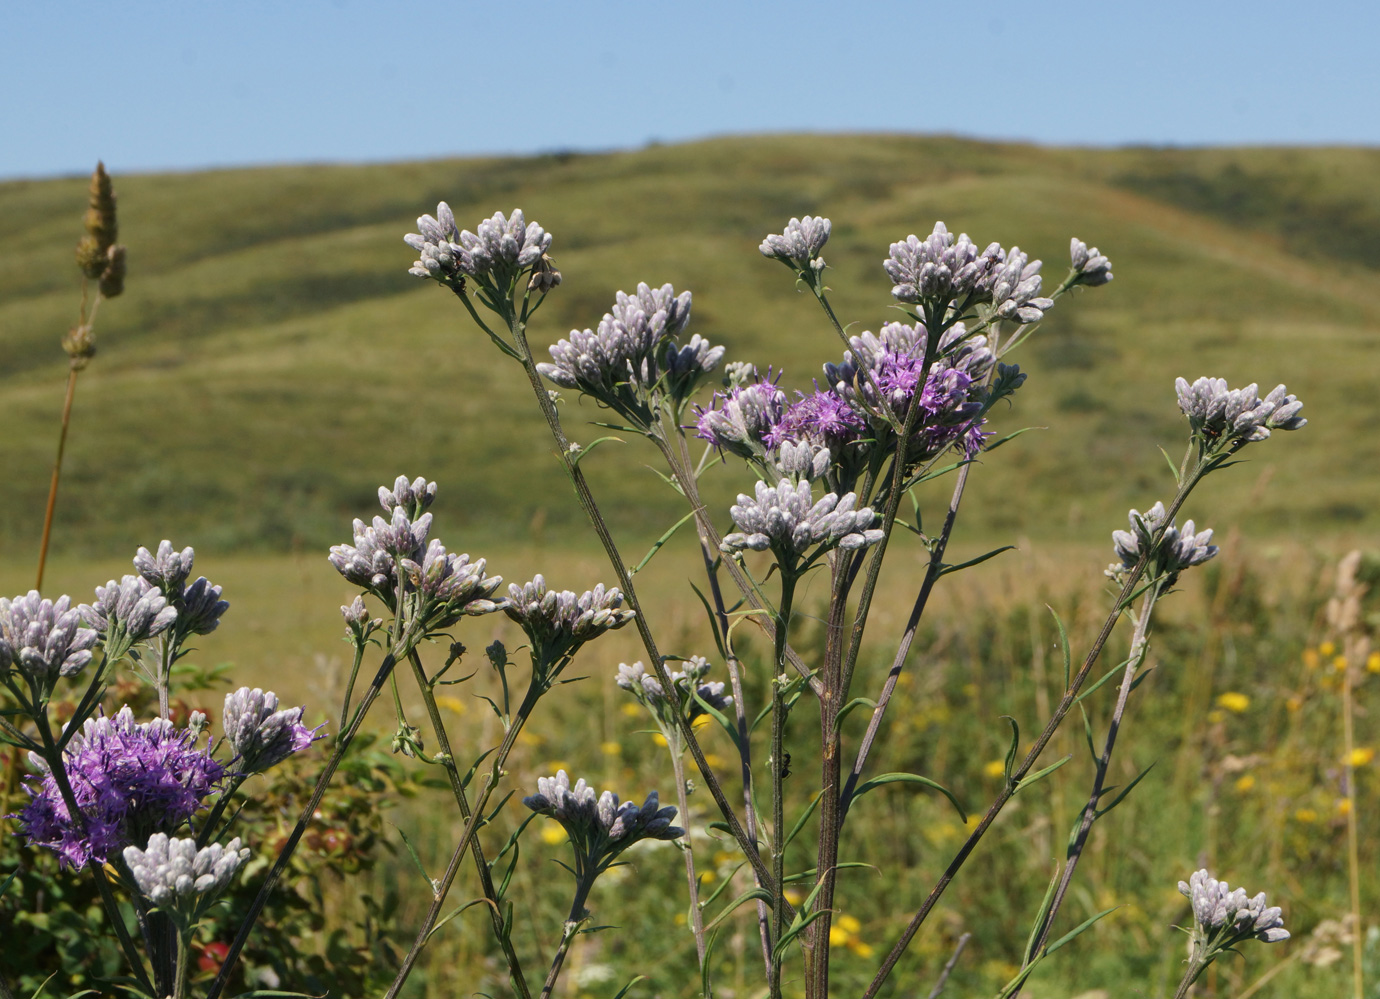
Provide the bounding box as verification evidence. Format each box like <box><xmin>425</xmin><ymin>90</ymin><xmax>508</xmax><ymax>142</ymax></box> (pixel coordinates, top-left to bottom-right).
<box><xmin>1048</xmin><ymin>606</ymin><xmax>1072</xmax><ymax>690</ymax></box>
<box><xmin>981</xmin><ymin>425</ymin><xmax>1043</xmax><ymax>454</ymax></box>
<box><xmin>392</xmin><ymin>823</ymin><xmax>433</xmax><ymax>890</ymax></box>
<box><xmin>937</xmin><ymin>545</ymin><xmax>1017</xmax><ymax>578</ymax></box>
<box><xmin>567</xmin><ymin>435</ymin><xmax>626</xmax><ymax>469</ymax></box>
<box><xmin>1095</xmin><ymin>761</ymin><xmax>1158</xmax><ymax>818</ymax></box>
<box><xmin>833</xmin><ymin>696</ymin><xmax>877</xmax><ymax>734</ymax></box>
<box><xmin>1023</xmin><ymin>863</ymin><xmax>1063</xmax><ymax>965</ymax></box>
<box><xmin>851</xmin><ymin>772</ymin><xmax>967</xmax><ymax>823</ymax></box>
<box><xmin>1015</xmin><ymin>754</ymin><xmax>1072</xmax><ymax>794</ymax></box>
<box><xmin>611</xmin><ymin>976</ymin><xmax>647</xmax><ymax>999</ymax></box>
<box><xmin>425</xmin><ymin>898</ymin><xmax>490</xmax><ymax>941</ymax></box>
<box><xmin>702</xmin><ymin>887</ymin><xmax>773</xmax><ymax>935</ymax></box>
<box><xmin>1003</xmin><ymin>716</ymin><xmax>1021</xmax><ymax>783</ymax></box>
<box><xmin>1073</xmin><ymin>658</ymin><xmax>1132</xmax><ymax>706</ymax></box>
<box><xmin>1045</xmin><ymin>905</ymin><xmax>1120</xmax><ymax>955</ymax></box>
<box><xmin>631</xmin><ymin>510</ymin><xmax>697</xmax><ymax>575</ymax></box>
<box><xmin>1158</xmin><ymin>445</ymin><xmax>1182</xmax><ymax>485</ymax></box>
<box><xmin>783</xmin><ymin>791</ymin><xmax>824</xmax><ymax>849</ymax></box>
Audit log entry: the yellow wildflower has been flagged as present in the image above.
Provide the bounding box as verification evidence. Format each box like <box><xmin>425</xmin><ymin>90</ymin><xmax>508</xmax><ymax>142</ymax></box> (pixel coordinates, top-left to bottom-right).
<box><xmin>699</xmin><ymin>870</ymin><xmax>716</xmax><ymax>884</ymax></box>
<box><xmin>1333</xmin><ymin>655</ymin><xmax>1349</xmax><ymax>673</ymax></box>
<box><xmin>848</xmin><ymin>940</ymin><xmax>875</xmax><ymax>958</ymax></box>
<box><xmin>653</xmin><ymin>733</ymin><xmax>668</xmax><ymax>747</ymax></box>
<box><xmin>1235</xmin><ymin>774</ymin><xmax>1256</xmax><ymax>792</ymax></box>
<box><xmin>983</xmin><ymin>759</ymin><xmax>1007</xmax><ymax>778</ymax></box>
<box><xmin>620</xmin><ymin>703</ymin><xmax>641</xmax><ymax>718</ymax></box>
<box><xmin>1207</xmin><ymin>709</ymin><xmax>1225</xmax><ymax>724</ymax></box>
<box><xmin>1337</xmin><ymin>797</ymin><xmax>1353</xmax><ymax>817</ymax></box>
<box><xmin>704</xmin><ymin>753</ymin><xmax>724</xmax><ymax>768</ymax></box>
<box><xmin>1367</xmin><ymin>651</ymin><xmax>1380</xmax><ymax>674</ymax></box>
<box><xmin>1216</xmin><ymin>692</ymin><xmax>1250</xmax><ymax>713</ymax></box>
<box><xmin>600</xmin><ymin>741</ymin><xmax>622</xmax><ymax>756</ymax></box>
<box><xmin>784</xmin><ymin>888</ymin><xmax>804</xmax><ymax>907</ymax></box>
<box><xmin>543</xmin><ymin>760</ymin><xmax>571</xmax><ymax>775</ymax></box>
<box><xmin>435</xmin><ymin>695</ymin><xmax>466</xmax><ymax>715</ymax></box>
<box><xmin>1303</xmin><ymin>648</ymin><xmax>1320</xmax><ymax>671</ymax></box>
<box><xmin>1320</xmin><ymin>641</ymin><xmax>1337</xmax><ymax>657</ymax></box>
<box><xmin>541</xmin><ymin>821</ymin><xmax>566</xmax><ymax>845</ymax></box>
<box><xmin>829</xmin><ymin>926</ymin><xmax>850</xmax><ymax>947</ymax></box>
<box><xmin>1347</xmin><ymin>747</ymin><xmax>1375</xmax><ymax>767</ymax></box>
<box><xmin>837</xmin><ymin>914</ymin><xmax>862</xmax><ymax>934</ymax></box>
<box><xmin>1294</xmin><ymin>808</ymin><xmax>1318</xmax><ymax>823</ymax></box>
<box><xmin>1286</xmin><ymin>695</ymin><xmax>1303</xmax><ymax>713</ymax></box>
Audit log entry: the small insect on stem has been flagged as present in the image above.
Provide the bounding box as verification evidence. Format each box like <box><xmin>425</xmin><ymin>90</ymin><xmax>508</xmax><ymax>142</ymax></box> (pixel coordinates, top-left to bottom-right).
<box><xmin>779</xmin><ymin>752</ymin><xmax>792</xmax><ymax>779</ymax></box>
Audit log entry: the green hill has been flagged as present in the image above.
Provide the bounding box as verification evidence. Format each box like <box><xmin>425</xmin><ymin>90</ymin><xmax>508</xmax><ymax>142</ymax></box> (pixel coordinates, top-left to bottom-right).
<box><xmin>2</xmin><ymin>135</ymin><xmax>1377</xmax><ymax>561</ymax></box>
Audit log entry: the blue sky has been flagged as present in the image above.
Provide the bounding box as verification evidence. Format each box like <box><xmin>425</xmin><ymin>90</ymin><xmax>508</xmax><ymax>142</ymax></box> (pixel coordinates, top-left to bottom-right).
<box><xmin>3</xmin><ymin>1</ymin><xmax>1377</xmax><ymax>180</ymax></box>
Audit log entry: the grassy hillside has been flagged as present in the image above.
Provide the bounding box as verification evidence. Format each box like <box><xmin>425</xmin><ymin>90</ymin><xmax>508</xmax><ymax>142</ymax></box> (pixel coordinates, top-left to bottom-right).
<box><xmin>2</xmin><ymin>135</ymin><xmax>1377</xmax><ymax>566</ymax></box>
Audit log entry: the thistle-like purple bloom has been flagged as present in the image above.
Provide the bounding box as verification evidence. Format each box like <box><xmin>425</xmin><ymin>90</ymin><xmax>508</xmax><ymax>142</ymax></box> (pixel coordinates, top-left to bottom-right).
<box><xmin>18</xmin><ymin>706</ymin><xmax>226</xmax><ymax>870</ymax></box>
<box><xmin>695</xmin><ymin>372</ymin><xmax>787</xmax><ymax>460</ymax></box>
<box><xmin>223</xmin><ymin>687</ymin><xmax>322</xmax><ymax>774</ymax></box>
<box><xmin>763</xmin><ymin>389</ymin><xmax>865</xmax><ymax>452</ymax></box>
<box><xmin>0</xmin><ymin>591</ymin><xmax>99</xmax><ymax>682</ymax></box>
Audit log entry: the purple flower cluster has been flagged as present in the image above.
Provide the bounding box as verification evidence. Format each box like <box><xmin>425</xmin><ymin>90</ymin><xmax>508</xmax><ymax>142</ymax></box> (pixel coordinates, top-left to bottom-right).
<box><xmin>223</xmin><ymin>687</ymin><xmax>322</xmax><ymax>774</ymax></box>
<box><xmin>18</xmin><ymin>706</ymin><xmax>226</xmax><ymax>870</ymax></box>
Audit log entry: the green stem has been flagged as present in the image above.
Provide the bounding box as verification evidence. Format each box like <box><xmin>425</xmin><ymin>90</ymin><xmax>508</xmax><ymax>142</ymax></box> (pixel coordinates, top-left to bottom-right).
<box><xmin>668</xmin><ymin>745</ymin><xmax>710</xmax><ymax>986</ymax></box>
<box><xmin>540</xmin><ymin>878</ymin><xmax>594</xmax><ymax>999</ymax></box>
<box><xmin>769</xmin><ymin>575</ymin><xmax>796</xmax><ymax>999</ymax></box>
<box><xmin>860</xmin><ymin>462</ymin><xmax>1212</xmax><ymax>999</ymax></box>
<box><xmin>404</xmin><ymin>649</ymin><xmax>532</xmax><ymax>999</ymax></box>
<box><xmin>205</xmin><ymin>649</ymin><xmax>401</xmax><ymax>999</ymax></box>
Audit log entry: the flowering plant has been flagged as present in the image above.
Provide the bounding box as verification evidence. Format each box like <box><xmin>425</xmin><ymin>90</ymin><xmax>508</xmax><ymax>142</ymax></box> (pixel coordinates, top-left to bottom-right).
<box><xmin>1</xmin><ymin>171</ymin><xmax>1314</xmax><ymax>999</ymax></box>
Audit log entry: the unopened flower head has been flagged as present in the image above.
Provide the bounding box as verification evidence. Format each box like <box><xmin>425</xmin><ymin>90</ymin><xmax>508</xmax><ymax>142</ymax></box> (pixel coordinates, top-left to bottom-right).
<box><xmin>884</xmin><ymin>223</ymin><xmax>1006</xmax><ymax>307</ymax></box>
<box><xmin>1178</xmin><ymin>869</ymin><xmax>1289</xmax><ymax>968</ymax></box>
<box><xmin>329</xmin><ymin>506</ymin><xmax>434</xmax><ymax>597</ymax></box>
<box><xmin>379</xmin><ymin>474</ymin><xmax>437</xmax><ymax>519</ymax></box>
<box><xmin>616</xmin><ymin>657</ymin><xmax>732</xmax><ymax>730</ymax></box>
<box><xmin>19</xmin><ymin>706</ymin><xmax>226</xmax><ymax>870</ymax></box>
<box><xmin>760</xmin><ymin>216</ymin><xmax>831</xmax><ymax>273</ymax></box>
<box><xmin>457</xmin><ymin>208</ymin><xmax>552</xmax><ymax>284</ymax></box>
<box><xmin>82</xmin><ymin>575</ymin><xmax>178</xmax><ymax>646</ymax></box>
<box><xmin>400</xmin><ymin>540</ymin><xmax>505</xmax><ymax>630</ymax></box>
<box><xmin>1175</xmin><ymin>377</ymin><xmax>1306</xmax><ymax>449</ymax></box>
<box><xmin>133</xmin><ymin>540</ymin><xmax>196</xmax><ymax>596</ymax></box>
<box><xmin>990</xmin><ymin>247</ymin><xmax>1054</xmax><ymax>324</ymax></box>
<box><xmin>223</xmin><ymin>687</ymin><xmax>322</xmax><ymax>774</ymax></box>
<box><xmin>404</xmin><ymin>202</ymin><xmax>467</xmax><ymax>290</ymax></box>
<box><xmin>0</xmin><ymin>591</ymin><xmax>99</xmax><ymax>683</ymax></box>
<box><xmin>340</xmin><ymin>595</ymin><xmax>382</xmax><ymax>646</ymax></box>
<box><xmin>123</xmin><ymin>833</ymin><xmax>249</xmax><ymax>910</ymax></box>
<box><xmin>523</xmin><ymin>770</ymin><xmax>682</xmax><ymax>878</ymax></box>
<box><xmin>1106</xmin><ymin>502</ymin><xmax>1218</xmax><ymax>587</ymax></box>
<box><xmin>176</xmin><ymin>577</ymin><xmax>229</xmax><ymax>636</ymax></box>
<box><xmin>1070</xmin><ymin>238</ymin><xmax>1113</xmax><ymax>286</ymax></box>
<box><xmin>539</xmin><ymin>283</ymin><xmax>718</xmax><ymax>419</ymax></box>
<box><xmin>695</xmin><ymin>371</ymin><xmax>787</xmax><ymax>461</ymax></box>
<box><xmin>504</xmin><ymin>575</ymin><xmax>636</xmax><ymax>671</ymax></box>
<box><xmin>720</xmin><ymin>480</ymin><xmax>882</xmax><ymax>566</ymax></box>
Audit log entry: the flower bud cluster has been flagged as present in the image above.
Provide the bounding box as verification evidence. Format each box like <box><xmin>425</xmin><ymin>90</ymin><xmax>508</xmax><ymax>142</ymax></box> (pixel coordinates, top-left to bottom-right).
<box><xmin>695</xmin><ymin>373</ymin><xmax>787</xmax><ymax>460</ymax></box>
<box><xmin>406</xmin><ymin>204</ymin><xmax>555</xmax><ymax>297</ymax></box>
<box><xmin>379</xmin><ymin>474</ymin><xmax>437</xmax><ymax>520</ymax></box>
<box><xmin>504</xmin><ymin>576</ymin><xmax>636</xmax><ymax>673</ymax></box>
<box><xmin>0</xmin><ymin>591</ymin><xmax>99</xmax><ymax>682</ymax></box>
<box><xmin>721</xmin><ymin>479</ymin><xmax>882</xmax><ymax>566</ymax></box>
<box><xmin>539</xmin><ymin>283</ymin><xmax>724</xmax><ymax>423</ymax></box>
<box><xmin>1179</xmin><ymin>869</ymin><xmax>1289</xmax><ymax>950</ymax></box>
<box><xmin>1176</xmin><ymin>377</ymin><xmax>1306</xmax><ymax>449</ymax></box>
<box><xmin>1070</xmin><ymin>238</ymin><xmax>1113</xmax><ymax>286</ymax></box>
<box><xmin>402</xmin><ymin>541</ymin><xmax>505</xmax><ymax>630</ymax></box>
<box><xmin>223</xmin><ymin>687</ymin><xmax>322</xmax><ymax>774</ymax></box>
<box><xmin>884</xmin><ymin>223</ymin><xmax>1007</xmax><ymax>308</ymax></box>
<box><xmin>123</xmin><ymin>833</ymin><xmax>249</xmax><ymax>909</ymax></box>
<box><xmin>616</xmin><ymin>656</ymin><xmax>732</xmax><ymax>731</ymax></box>
<box><xmin>760</xmin><ymin>216</ymin><xmax>831</xmax><ymax>274</ymax></box>
<box><xmin>131</xmin><ymin>541</ymin><xmax>229</xmax><ymax>636</ymax></box>
<box><xmin>1105</xmin><ymin>501</ymin><xmax>1218</xmax><ymax>587</ymax></box>
<box><xmin>82</xmin><ymin>575</ymin><xmax>179</xmax><ymax>649</ymax></box>
<box><xmin>328</xmin><ymin>507</ymin><xmax>434</xmax><ymax>596</ymax></box>
<box><xmin>523</xmin><ymin>770</ymin><xmax>682</xmax><ymax>878</ymax></box>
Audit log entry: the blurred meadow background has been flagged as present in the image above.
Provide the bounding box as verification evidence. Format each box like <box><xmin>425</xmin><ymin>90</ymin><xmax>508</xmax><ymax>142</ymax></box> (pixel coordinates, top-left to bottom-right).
<box><xmin>3</xmin><ymin>1</ymin><xmax>1380</xmax><ymax>995</ymax></box>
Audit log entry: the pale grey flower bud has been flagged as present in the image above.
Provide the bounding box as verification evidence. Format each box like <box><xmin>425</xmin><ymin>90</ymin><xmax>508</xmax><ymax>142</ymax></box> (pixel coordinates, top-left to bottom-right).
<box><xmin>0</xmin><ymin>591</ymin><xmax>99</xmax><ymax>680</ymax></box>
<box><xmin>178</xmin><ymin>577</ymin><xmax>229</xmax><ymax>635</ymax></box>
<box><xmin>133</xmin><ymin>540</ymin><xmax>195</xmax><ymax>595</ymax></box>
<box><xmin>1178</xmin><ymin>869</ymin><xmax>1289</xmax><ymax>945</ymax></box>
<box><xmin>82</xmin><ymin>575</ymin><xmax>178</xmax><ymax>644</ymax></box>
<box><xmin>990</xmin><ymin>248</ymin><xmax>1053</xmax><ymax>324</ymax></box>
<box><xmin>760</xmin><ymin>216</ymin><xmax>831</xmax><ymax>271</ymax></box>
<box><xmin>720</xmin><ymin>480</ymin><xmax>882</xmax><ymax>564</ymax></box>
<box><xmin>123</xmin><ymin>833</ymin><xmax>249</xmax><ymax>908</ymax></box>
<box><xmin>223</xmin><ymin>687</ymin><xmax>321</xmax><ymax>773</ymax></box>
<box><xmin>504</xmin><ymin>576</ymin><xmax>636</xmax><ymax>672</ymax></box>
<box><xmin>523</xmin><ymin>770</ymin><xmax>683</xmax><ymax>877</ymax></box>
<box><xmin>1175</xmin><ymin>377</ymin><xmax>1307</xmax><ymax>447</ymax></box>
<box><xmin>378</xmin><ymin>475</ymin><xmax>437</xmax><ymax>518</ymax></box>
<box><xmin>1069</xmin><ymin>237</ymin><xmax>1113</xmax><ymax>286</ymax></box>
